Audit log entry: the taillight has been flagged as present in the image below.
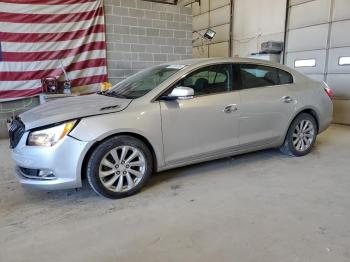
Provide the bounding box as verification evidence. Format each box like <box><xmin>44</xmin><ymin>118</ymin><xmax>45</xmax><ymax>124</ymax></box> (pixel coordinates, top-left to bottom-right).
<box><xmin>324</xmin><ymin>86</ymin><xmax>334</xmax><ymax>98</ymax></box>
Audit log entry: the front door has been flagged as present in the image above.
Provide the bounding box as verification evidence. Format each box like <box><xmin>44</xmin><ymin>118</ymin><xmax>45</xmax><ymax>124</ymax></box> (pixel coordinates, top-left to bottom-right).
<box><xmin>159</xmin><ymin>64</ymin><xmax>240</xmax><ymax>165</ymax></box>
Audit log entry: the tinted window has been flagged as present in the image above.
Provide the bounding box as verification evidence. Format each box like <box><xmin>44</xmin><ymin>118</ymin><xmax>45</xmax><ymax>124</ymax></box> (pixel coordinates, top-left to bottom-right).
<box><xmin>239</xmin><ymin>64</ymin><xmax>293</xmax><ymax>89</ymax></box>
<box><xmin>278</xmin><ymin>70</ymin><xmax>293</xmax><ymax>84</ymax></box>
<box><xmin>177</xmin><ymin>64</ymin><xmax>232</xmax><ymax>96</ymax></box>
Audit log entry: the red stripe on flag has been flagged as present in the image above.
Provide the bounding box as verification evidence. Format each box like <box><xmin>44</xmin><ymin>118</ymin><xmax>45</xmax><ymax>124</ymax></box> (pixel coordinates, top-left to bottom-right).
<box><xmin>0</xmin><ymin>0</ymin><xmax>97</xmax><ymax>4</ymax></box>
<box><xmin>0</xmin><ymin>58</ymin><xmax>106</xmax><ymax>81</ymax></box>
<box><xmin>2</xmin><ymin>41</ymin><xmax>106</xmax><ymax>62</ymax></box>
<box><xmin>0</xmin><ymin>7</ymin><xmax>103</xmax><ymax>24</ymax></box>
<box><xmin>0</xmin><ymin>87</ymin><xmax>42</xmax><ymax>99</ymax></box>
<box><xmin>0</xmin><ymin>24</ymin><xmax>104</xmax><ymax>43</ymax></box>
<box><xmin>71</xmin><ymin>74</ymin><xmax>107</xmax><ymax>86</ymax></box>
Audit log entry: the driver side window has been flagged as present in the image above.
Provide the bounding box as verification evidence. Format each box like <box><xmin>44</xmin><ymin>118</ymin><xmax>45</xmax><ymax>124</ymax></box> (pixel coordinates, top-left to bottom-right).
<box><xmin>177</xmin><ymin>64</ymin><xmax>232</xmax><ymax>96</ymax></box>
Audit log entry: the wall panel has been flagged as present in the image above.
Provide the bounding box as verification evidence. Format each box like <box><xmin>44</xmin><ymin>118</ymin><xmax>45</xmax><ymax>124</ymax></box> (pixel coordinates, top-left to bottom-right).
<box><xmin>330</xmin><ymin>20</ymin><xmax>350</xmax><ymax>47</ymax></box>
<box><xmin>333</xmin><ymin>0</ymin><xmax>350</xmax><ymax>21</ymax></box>
<box><xmin>287</xmin><ymin>24</ymin><xmax>329</xmax><ymax>52</ymax></box>
<box><xmin>289</xmin><ymin>0</ymin><xmax>331</xmax><ymax>29</ymax></box>
<box><xmin>286</xmin><ymin>49</ymin><xmax>327</xmax><ymax>74</ymax></box>
<box><xmin>328</xmin><ymin>47</ymin><xmax>350</xmax><ymax>74</ymax></box>
<box><xmin>327</xmin><ymin>74</ymin><xmax>350</xmax><ymax>98</ymax></box>
<box><xmin>285</xmin><ymin>0</ymin><xmax>350</xmax><ymax>124</ymax></box>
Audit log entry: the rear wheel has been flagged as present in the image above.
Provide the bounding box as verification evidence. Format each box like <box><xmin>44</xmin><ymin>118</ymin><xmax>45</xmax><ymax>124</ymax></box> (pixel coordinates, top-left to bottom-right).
<box><xmin>280</xmin><ymin>113</ymin><xmax>317</xmax><ymax>157</ymax></box>
<box><xmin>87</xmin><ymin>136</ymin><xmax>153</xmax><ymax>199</ymax></box>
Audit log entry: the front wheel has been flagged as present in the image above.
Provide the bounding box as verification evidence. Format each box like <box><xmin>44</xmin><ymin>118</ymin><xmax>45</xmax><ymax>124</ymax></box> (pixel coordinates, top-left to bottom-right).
<box><xmin>280</xmin><ymin>113</ymin><xmax>317</xmax><ymax>157</ymax></box>
<box><xmin>86</xmin><ymin>136</ymin><xmax>153</xmax><ymax>199</ymax></box>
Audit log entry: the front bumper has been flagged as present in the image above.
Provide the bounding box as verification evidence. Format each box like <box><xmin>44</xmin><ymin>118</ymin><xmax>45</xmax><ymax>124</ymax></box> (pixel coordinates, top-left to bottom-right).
<box><xmin>11</xmin><ymin>132</ymin><xmax>88</xmax><ymax>190</ymax></box>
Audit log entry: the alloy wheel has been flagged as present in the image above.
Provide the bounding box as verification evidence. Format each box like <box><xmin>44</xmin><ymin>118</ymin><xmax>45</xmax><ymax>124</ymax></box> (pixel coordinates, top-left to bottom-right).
<box><xmin>99</xmin><ymin>146</ymin><xmax>146</xmax><ymax>192</ymax></box>
<box><xmin>292</xmin><ymin>119</ymin><xmax>315</xmax><ymax>152</ymax></box>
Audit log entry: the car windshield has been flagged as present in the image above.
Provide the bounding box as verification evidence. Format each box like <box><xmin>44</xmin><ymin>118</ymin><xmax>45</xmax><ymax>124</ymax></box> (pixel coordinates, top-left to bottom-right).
<box><xmin>105</xmin><ymin>64</ymin><xmax>185</xmax><ymax>99</ymax></box>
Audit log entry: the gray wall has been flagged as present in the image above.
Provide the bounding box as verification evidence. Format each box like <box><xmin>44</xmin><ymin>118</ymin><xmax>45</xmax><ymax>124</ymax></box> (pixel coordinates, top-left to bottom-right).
<box><xmin>104</xmin><ymin>0</ymin><xmax>192</xmax><ymax>84</ymax></box>
<box><xmin>285</xmin><ymin>0</ymin><xmax>350</xmax><ymax>124</ymax></box>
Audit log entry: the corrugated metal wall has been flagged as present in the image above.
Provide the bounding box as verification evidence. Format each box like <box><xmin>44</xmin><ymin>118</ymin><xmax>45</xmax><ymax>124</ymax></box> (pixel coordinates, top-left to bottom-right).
<box><xmin>285</xmin><ymin>0</ymin><xmax>350</xmax><ymax>124</ymax></box>
<box><xmin>186</xmin><ymin>0</ymin><xmax>232</xmax><ymax>58</ymax></box>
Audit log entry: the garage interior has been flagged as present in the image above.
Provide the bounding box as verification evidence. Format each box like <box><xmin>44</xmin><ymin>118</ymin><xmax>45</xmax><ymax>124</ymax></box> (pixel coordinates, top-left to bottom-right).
<box><xmin>0</xmin><ymin>0</ymin><xmax>349</xmax><ymax>261</ymax></box>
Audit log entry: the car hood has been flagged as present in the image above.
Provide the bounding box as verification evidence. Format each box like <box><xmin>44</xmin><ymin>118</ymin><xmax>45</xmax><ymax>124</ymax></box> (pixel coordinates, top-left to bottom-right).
<box><xmin>20</xmin><ymin>94</ymin><xmax>132</xmax><ymax>130</ymax></box>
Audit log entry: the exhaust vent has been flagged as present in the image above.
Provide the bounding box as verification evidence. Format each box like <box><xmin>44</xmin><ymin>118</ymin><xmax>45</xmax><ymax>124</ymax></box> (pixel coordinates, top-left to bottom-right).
<box><xmin>100</xmin><ymin>105</ymin><xmax>120</xmax><ymax>111</ymax></box>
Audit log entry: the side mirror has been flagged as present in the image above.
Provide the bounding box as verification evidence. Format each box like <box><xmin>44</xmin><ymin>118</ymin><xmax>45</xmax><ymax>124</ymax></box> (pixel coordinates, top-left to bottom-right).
<box><xmin>165</xmin><ymin>86</ymin><xmax>194</xmax><ymax>100</ymax></box>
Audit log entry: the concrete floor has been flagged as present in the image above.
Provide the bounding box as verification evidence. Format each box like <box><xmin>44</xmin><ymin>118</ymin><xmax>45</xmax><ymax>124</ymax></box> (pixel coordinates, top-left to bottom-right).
<box><xmin>0</xmin><ymin>124</ymin><xmax>349</xmax><ymax>262</ymax></box>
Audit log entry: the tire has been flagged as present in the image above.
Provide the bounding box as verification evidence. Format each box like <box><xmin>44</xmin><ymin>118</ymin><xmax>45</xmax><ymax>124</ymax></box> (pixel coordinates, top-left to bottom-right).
<box><xmin>86</xmin><ymin>135</ymin><xmax>153</xmax><ymax>199</ymax></box>
<box><xmin>279</xmin><ymin>113</ymin><xmax>317</xmax><ymax>157</ymax></box>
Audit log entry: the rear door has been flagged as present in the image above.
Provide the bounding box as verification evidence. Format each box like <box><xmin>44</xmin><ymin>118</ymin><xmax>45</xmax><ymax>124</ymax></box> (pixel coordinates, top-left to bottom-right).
<box><xmin>159</xmin><ymin>64</ymin><xmax>240</xmax><ymax>165</ymax></box>
<box><xmin>236</xmin><ymin>63</ymin><xmax>296</xmax><ymax>147</ymax></box>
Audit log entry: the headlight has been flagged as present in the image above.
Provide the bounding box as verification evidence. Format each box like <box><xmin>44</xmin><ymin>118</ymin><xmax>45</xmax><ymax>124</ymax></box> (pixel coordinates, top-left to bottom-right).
<box><xmin>27</xmin><ymin>120</ymin><xmax>77</xmax><ymax>147</ymax></box>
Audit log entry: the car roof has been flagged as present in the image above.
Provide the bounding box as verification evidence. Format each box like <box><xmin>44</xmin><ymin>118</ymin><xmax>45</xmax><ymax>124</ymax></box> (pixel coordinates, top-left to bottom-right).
<box><xmin>162</xmin><ymin>57</ymin><xmax>294</xmax><ymax>71</ymax></box>
<box><xmin>159</xmin><ymin>57</ymin><xmax>310</xmax><ymax>83</ymax></box>
<box><xmin>164</xmin><ymin>57</ymin><xmax>304</xmax><ymax>75</ymax></box>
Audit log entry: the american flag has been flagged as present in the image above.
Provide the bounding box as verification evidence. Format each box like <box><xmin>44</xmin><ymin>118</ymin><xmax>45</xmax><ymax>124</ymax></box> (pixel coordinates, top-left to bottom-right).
<box><xmin>0</xmin><ymin>0</ymin><xmax>107</xmax><ymax>101</ymax></box>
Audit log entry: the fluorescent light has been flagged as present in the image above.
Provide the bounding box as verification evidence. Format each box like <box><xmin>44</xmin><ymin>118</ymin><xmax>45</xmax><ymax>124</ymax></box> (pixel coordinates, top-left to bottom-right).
<box><xmin>294</xmin><ymin>59</ymin><xmax>316</xmax><ymax>68</ymax></box>
<box><xmin>339</xmin><ymin>56</ymin><xmax>350</xmax><ymax>66</ymax></box>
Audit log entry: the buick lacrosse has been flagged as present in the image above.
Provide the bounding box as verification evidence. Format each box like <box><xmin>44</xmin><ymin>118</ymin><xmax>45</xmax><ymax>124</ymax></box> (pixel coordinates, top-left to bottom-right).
<box><xmin>9</xmin><ymin>58</ymin><xmax>333</xmax><ymax>199</ymax></box>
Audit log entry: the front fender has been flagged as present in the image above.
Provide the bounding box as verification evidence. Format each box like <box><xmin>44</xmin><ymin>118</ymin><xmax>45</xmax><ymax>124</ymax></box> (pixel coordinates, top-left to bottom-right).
<box><xmin>70</xmin><ymin>102</ymin><xmax>165</xmax><ymax>171</ymax></box>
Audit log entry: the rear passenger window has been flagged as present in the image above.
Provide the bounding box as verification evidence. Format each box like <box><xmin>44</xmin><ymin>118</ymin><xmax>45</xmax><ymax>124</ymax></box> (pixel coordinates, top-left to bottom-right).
<box><xmin>239</xmin><ymin>64</ymin><xmax>293</xmax><ymax>89</ymax></box>
<box><xmin>278</xmin><ymin>70</ymin><xmax>293</xmax><ymax>84</ymax></box>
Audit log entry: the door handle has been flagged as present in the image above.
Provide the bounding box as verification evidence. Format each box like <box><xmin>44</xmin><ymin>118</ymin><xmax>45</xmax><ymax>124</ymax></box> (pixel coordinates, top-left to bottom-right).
<box><xmin>223</xmin><ymin>104</ymin><xmax>238</xmax><ymax>113</ymax></box>
<box><xmin>282</xmin><ymin>96</ymin><xmax>293</xmax><ymax>103</ymax></box>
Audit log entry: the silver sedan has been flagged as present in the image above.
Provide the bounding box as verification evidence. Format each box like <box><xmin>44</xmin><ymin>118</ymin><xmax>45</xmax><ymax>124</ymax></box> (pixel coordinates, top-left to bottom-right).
<box><xmin>9</xmin><ymin>58</ymin><xmax>333</xmax><ymax>199</ymax></box>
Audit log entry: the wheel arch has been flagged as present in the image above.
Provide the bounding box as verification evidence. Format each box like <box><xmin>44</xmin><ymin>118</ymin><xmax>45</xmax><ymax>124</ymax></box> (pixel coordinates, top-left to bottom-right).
<box><xmin>80</xmin><ymin>132</ymin><xmax>158</xmax><ymax>181</ymax></box>
<box><xmin>298</xmin><ymin>108</ymin><xmax>319</xmax><ymax>133</ymax></box>
<box><xmin>281</xmin><ymin>107</ymin><xmax>320</xmax><ymax>146</ymax></box>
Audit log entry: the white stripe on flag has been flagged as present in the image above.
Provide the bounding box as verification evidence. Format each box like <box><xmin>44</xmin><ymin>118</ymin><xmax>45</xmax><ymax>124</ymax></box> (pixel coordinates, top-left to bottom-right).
<box><xmin>0</xmin><ymin>80</ymin><xmax>41</xmax><ymax>91</ymax></box>
<box><xmin>67</xmin><ymin>66</ymin><xmax>106</xmax><ymax>81</ymax></box>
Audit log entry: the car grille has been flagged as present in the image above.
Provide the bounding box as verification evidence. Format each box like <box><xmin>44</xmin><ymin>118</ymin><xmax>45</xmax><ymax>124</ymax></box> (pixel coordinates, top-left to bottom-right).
<box><xmin>8</xmin><ymin>118</ymin><xmax>25</xmax><ymax>149</ymax></box>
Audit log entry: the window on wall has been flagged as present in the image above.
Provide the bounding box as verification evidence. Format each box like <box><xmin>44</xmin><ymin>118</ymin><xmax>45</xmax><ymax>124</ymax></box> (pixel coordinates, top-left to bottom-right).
<box><xmin>339</xmin><ymin>57</ymin><xmax>350</xmax><ymax>66</ymax></box>
<box><xmin>294</xmin><ymin>59</ymin><xmax>316</xmax><ymax>68</ymax></box>
<box><xmin>238</xmin><ymin>64</ymin><xmax>293</xmax><ymax>89</ymax></box>
<box><xmin>176</xmin><ymin>64</ymin><xmax>232</xmax><ymax>96</ymax></box>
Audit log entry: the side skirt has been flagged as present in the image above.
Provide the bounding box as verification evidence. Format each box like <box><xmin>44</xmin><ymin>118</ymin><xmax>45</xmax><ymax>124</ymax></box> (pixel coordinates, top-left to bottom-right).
<box><xmin>157</xmin><ymin>137</ymin><xmax>280</xmax><ymax>172</ymax></box>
